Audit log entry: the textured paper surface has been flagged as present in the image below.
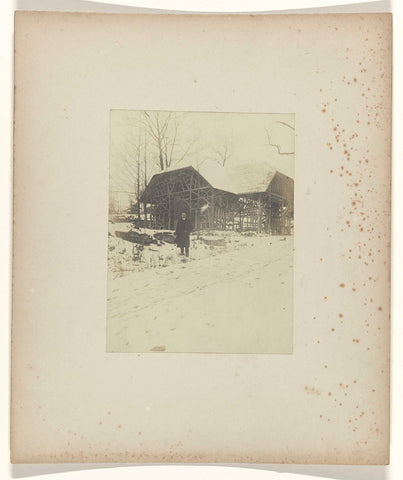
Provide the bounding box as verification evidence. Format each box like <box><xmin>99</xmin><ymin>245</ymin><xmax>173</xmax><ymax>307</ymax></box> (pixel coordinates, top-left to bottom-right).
<box><xmin>12</xmin><ymin>12</ymin><xmax>392</xmax><ymax>463</ymax></box>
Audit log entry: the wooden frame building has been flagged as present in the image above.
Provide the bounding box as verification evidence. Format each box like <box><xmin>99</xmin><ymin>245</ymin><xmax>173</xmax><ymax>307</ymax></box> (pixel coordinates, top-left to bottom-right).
<box><xmin>140</xmin><ymin>162</ymin><xmax>294</xmax><ymax>234</ymax></box>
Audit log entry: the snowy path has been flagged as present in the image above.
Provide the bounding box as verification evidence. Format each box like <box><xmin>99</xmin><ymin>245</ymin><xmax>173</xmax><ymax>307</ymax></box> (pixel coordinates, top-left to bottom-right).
<box><xmin>106</xmin><ymin>236</ymin><xmax>293</xmax><ymax>353</ymax></box>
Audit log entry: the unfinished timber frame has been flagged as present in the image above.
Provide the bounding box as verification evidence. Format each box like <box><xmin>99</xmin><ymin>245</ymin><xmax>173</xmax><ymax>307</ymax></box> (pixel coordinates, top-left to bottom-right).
<box><xmin>140</xmin><ymin>165</ymin><xmax>294</xmax><ymax>234</ymax></box>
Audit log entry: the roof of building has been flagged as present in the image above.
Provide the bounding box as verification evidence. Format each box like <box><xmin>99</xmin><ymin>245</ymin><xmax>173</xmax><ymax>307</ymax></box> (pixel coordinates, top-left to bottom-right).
<box><xmin>226</xmin><ymin>162</ymin><xmax>279</xmax><ymax>194</ymax></box>
<box><xmin>141</xmin><ymin>160</ymin><xmax>293</xmax><ymax>201</ymax></box>
<box><xmin>193</xmin><ymin>161</ymin><xmax>238</xmax><ymax>194</ymax></box>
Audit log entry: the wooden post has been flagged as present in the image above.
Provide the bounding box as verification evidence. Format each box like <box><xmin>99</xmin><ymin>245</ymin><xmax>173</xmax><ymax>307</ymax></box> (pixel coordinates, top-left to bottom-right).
<box><xmin>223</xmin><ymin>200</ymin><xmax>227</xmax><ymax>231</ymax></box>
<box><xmin>195</xmin><ymin>203</ymin><xmax>199</xmax><ymax>230</ymax></box>
<box><xmin>281</xmin><ymin>198</ymin><xmax>284</xmax><ymax>235</ymax></box>
<box><xmin>257</xmin><ymin>193</ymin><xmax>262</xmax><ymax>233</ymax></box>
<box><xmin>168</xmin><ymin>193</ymin><xmax>172</xmax><ymax>230</ymax></box>
<box><xmin>209</xmin><ymin>190</ymin><xmax>215</xmax><ymax>229</ymax></box>
<box><xmin>239</xmin><ymin>199</ymin><xmax>243</xmax><ymax>232</ymax></box>
<box><xmin>189</xmin><ymin>181</ymin><xmax>193</xmax><ymax>229</ymax></box>
<box><xmin>269</xmin><ymin>193</ymin><xmax>273</xmax><ymax>234</ymax></box>
<box><xmin>143</xmin><ymin>202</ymin><xmax>148</xmax><ymax>228</ymax></box>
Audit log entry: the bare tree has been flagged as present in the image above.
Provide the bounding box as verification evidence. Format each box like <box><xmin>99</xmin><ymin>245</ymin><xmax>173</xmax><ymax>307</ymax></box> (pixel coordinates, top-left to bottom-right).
<box><xmin>112</xmin><ymin>131</ymin><xmax>150</xmax><ymax>222</ymax></box>
<box><xmin>212</xmin><ymin>140</ymin><xmax>234</xmax><ymax>167</ymax></box>
<box><xmin>110</xmin><ymin>110</ymin><xmax>194</xmax><ymax>224</ymax></box>
<box><xmin>143</xmin><ymin>137</ymin><xmax>149</xmax><ymax>227</ymax></box>
<box><xmin>141</xmin><ymin>111</ymin><xmax>194</xmax><ymax>170</ymax></box>
<box><xmin>143</xmin><ymin>139</ymin><xmax>148</xmax><ymax>188</ymax></box>
<box><xmin>265</xmin><ymin>121</ymin><xmax>295</xmax><ymax>155</ymax></box>
<box><xmin>136</xmin><ymin>132</ymin><xmax>141</xmax><ymax>220</ymax></box>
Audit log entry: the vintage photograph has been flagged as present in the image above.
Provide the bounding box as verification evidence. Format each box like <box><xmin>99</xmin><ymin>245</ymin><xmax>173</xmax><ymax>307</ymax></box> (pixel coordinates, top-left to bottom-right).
<box><xmin>107</xmin><ymin>111</ymin><xmax>294</xmax><ymax>353</ymax></box>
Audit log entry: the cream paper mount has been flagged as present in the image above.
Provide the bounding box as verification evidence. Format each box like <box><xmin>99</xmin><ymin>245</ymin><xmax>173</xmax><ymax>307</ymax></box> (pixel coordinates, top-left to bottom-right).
<box><xmin>12</xmin><ymin>12</ymin><xmax>391</xmax><ymax>463</ymax></box>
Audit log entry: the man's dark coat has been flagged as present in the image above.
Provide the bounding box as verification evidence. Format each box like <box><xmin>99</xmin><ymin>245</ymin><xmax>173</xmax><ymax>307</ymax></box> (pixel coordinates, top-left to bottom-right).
<box><xmin>175</xmin><ymin>218</ymin><xmax>192</xmax><ymax>248</ymax></box>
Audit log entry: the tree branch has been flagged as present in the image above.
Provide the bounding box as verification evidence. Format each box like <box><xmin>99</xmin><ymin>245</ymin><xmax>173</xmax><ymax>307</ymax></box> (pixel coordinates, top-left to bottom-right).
<box><xmin>276</xmin><ymin>121</ymin><xmax>295</xmax><ymax>131</ymax></box>
<box><xmin>265</xmin><ymin>128</ymin><xmax>295</xmax><ymax>155</ymax></box>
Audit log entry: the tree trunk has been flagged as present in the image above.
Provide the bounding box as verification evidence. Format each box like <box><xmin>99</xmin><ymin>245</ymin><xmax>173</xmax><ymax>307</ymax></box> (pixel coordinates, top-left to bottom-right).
<box><xmin>137</xmin><ymin>140</ymin><xmax>141</xmax><ymax>223</ymax></box>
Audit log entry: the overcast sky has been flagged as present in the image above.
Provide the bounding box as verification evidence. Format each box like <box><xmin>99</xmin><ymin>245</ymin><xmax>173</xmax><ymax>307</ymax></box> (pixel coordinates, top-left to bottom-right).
<box><xmin>109</xmin><ymin>110</ymin><xmax>295</xmax><ymax>192</ymax></box>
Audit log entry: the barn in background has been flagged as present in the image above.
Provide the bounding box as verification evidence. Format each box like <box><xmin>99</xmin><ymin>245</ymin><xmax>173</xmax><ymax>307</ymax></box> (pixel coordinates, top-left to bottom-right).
<box><xmin>233</xmin><ymin>163</ymin><xmax>294</xmax><ymax>234</ymax></box>
<box><xmin>140</xmin><ymin>161</ymin><xmax>294</xmax><ymax>234</ymax></box>
<box><xmin>140</xmin><ymin>163</ymin><xmax>238</xmax><ymax>231</ymax></box>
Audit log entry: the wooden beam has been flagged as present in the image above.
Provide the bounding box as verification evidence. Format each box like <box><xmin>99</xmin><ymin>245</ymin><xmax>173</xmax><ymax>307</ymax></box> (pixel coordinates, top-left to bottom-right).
<box><xmin>257</xmin><ymin>193</ymin><xmax>262</xmax><ymax>233</ymax></box>
<box><xmin>209</xmin><ymin>191</ymin><xmax>215</xmax><ymax>229</ymax></box>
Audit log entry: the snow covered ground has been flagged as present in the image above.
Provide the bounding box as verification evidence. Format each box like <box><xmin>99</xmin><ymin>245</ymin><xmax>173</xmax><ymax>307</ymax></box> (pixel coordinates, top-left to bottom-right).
<box><xmin>106</xmin><ymin>224</ymin><xmax>294</xmax><ymax>353</ymax></box>
<box><xmin>108</xmin><ymin>222</ymin><xmax>257</xmax><ymax>275</ymax></box>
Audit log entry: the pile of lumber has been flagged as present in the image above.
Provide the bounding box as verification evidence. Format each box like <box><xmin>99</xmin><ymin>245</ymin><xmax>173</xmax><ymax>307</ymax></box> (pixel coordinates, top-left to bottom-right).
<box><xmin>153</xmin><ymin>232</ymin><xmax>176</xmax><ymax>244</ymax></box>
<box><xmin>115</xmin><ymin>230</ymin><xmax>158</xmax><ymax>246</ymax></box>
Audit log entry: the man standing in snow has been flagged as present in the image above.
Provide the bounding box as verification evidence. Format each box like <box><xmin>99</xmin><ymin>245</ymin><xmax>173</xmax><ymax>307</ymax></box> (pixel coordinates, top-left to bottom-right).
<box><xmin>175</xmin><ymin>212</ymin><xmax>192</xmax><ymax>257</ymax></box>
